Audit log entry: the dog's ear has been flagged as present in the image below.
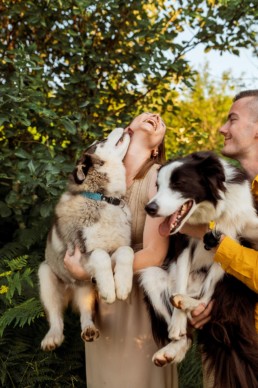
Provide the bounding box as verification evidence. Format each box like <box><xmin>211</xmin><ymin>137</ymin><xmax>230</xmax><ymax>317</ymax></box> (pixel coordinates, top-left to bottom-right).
<box><xmin>193</xmin><ymin>152</ymin><xmax>226</xmax><ymax>198</ymax></box>
<box><xmin>72</xmin><ymin>153</ymin><xmax>103</xmax><ymax>184</ymax></box>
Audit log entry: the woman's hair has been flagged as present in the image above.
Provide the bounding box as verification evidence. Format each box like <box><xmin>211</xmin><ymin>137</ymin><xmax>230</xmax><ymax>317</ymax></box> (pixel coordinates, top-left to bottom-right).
<box><xmin>134</xmin><ymin>138</ymin><xmax>166</xmax><ymax>180</ymax></box>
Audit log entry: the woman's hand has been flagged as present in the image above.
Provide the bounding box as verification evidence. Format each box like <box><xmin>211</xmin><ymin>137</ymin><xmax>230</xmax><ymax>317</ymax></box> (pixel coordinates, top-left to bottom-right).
<box><xmin>189</xmin><ymin>300</ymin><xmax>214</xmax><ymax>329</ymax></box>
<box><xmin>64</xmin><ymin>246</ymin><xmax>89</xmax><ymax>280</ymax></box>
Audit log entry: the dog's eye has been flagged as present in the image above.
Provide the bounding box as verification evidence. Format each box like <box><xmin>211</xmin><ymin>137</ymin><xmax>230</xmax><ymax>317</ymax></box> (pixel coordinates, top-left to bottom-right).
<box><xmin>95</xmin><ymin>161</ymin><xmax>105</xmax><ymax>167</ymax></box>
<box><xmin>171</xmin><ymin>179</ymin><xmax>186</xmax><ymax>189</ymax></box>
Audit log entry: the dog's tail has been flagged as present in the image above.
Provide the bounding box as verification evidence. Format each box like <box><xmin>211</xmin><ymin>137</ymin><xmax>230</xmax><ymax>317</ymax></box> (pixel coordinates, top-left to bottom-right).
<box><xmin>198</xmin><ymin>275</ymin><xmax>258</xmax><ymax>388</ymax></box>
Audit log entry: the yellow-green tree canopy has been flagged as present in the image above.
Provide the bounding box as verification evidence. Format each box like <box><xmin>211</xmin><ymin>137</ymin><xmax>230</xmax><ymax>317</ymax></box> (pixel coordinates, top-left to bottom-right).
<box><xmin>164</xmin><ymin>65</ymin><xmax>234</xmax><ymax>158</ymax></box>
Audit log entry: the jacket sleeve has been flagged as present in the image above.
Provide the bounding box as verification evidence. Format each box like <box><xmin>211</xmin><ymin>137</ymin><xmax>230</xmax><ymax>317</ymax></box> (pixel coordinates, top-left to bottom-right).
<box><xmin>214</xmin><ymin>236</ymin><xmax>258</xmax><ymax>293</ymax></box>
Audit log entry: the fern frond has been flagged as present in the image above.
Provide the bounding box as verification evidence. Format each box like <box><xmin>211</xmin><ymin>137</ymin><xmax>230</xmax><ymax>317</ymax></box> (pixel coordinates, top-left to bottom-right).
<box><xmin>0</xmin><ymin>298</ymin><xmax>44</xmax><ymax>336</ymax></box>
<box><xmin>4</xmin><ymin>255</ymin><xmax>29</xmax><ymax>271</ymax></box>
<box><xmin>5</xmin><ymin>268</ymin><xmax>34</xmax><ymax>302</ymax></box>
<box><xmin>0</xmin><ymin>242</ymin><xmax>25</xmax><ymax>262</ymax></box>
<box><xmin>17</xmin><ymin>221</ymin><xmax>50</xmax><ymax>249</ymax></box>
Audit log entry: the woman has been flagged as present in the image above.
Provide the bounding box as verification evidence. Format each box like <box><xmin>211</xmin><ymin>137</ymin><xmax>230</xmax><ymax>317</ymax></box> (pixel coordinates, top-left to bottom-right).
<box><xmin>64</xmin><ymin>113</ymin><xmax>178</xmax><ymax>388</ymax></box>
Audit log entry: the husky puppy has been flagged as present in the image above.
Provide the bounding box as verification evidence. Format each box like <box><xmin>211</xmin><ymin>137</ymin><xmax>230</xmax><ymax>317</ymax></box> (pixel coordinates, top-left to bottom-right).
<box><xmin>141</xmin><ymin>151</ymin><xmax>258</xmax><ymax>388</ymax></box>
<box><xmin>38</xmin><ymin>128</ymin><xmax>134</xmax><ymax>351</ymax></box>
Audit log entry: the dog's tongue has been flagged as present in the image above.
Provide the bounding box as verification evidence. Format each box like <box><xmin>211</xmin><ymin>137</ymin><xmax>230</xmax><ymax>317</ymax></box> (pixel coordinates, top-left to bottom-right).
<box><xmin>159</xmin><ymin>214</ymin><xmax>178</xmax><ymax>237</ymax></box>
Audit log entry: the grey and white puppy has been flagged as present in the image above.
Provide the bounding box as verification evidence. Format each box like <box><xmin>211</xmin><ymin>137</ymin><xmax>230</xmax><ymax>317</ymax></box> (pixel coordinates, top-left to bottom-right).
<box><xmin>38</xmin><ymin>128</ymin><xmax>134</xmax><ymax>351</ymax></box>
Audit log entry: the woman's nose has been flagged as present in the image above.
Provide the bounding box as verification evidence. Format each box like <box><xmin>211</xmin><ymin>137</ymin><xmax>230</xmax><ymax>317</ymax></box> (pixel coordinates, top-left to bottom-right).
<box><xmin>151</xmin><ymin>114</ymin><xmax>160</xmax><ymax>121</ymax></box>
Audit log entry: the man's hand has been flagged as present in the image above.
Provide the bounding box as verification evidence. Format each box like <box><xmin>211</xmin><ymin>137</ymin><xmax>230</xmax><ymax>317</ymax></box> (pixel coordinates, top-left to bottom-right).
<box><xmin>189</xmin><ymin>300</ymin><xmax>214</xmax><ymax>329</ymax></box>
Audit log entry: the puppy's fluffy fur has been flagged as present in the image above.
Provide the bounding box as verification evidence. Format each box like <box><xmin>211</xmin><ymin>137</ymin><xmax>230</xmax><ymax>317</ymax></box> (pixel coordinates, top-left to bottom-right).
<box><xmin>141</xmin><ymin>151</ymin><xmax>258</xmax><ymax>388</ymax></box>
<box><xmin>38</xmin><ymin>128</ymin><xmax>134</xmax><ymax>351</ymax></box>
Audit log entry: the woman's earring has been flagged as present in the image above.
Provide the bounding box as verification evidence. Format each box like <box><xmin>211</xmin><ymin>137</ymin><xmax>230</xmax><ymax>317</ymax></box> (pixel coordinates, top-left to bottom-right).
<box><xmin>151</xmin><ymin>149</ymin><xmax>159</xmax><ymax>158</ymax></box>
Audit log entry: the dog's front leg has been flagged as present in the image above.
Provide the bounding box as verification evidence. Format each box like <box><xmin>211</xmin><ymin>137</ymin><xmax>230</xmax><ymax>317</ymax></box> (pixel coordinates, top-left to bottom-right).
<box><xmin>168</xmin><ymin>248</ymin><xmax>191</xmax><ymax>340</ymax></box>
<box><xmin>111</xmin><ymin>246</ymin><xmax>134</xmax><ymax>300</ymax></box>
<box><xmin>87</xmin><ymin>249</ymin><xmax>116</xmax><ymax>303</ymax></box>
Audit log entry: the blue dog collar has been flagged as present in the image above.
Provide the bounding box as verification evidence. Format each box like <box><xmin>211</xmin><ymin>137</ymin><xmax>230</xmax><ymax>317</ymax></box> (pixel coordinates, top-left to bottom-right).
<box><xmin>81</xmin><ymin>191</ymin><xmax>122</xmax><ymax>206</ymax></box>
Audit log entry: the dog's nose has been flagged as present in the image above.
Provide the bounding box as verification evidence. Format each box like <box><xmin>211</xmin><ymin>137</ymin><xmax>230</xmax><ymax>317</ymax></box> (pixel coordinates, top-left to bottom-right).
<box><xmin>145</xmin><ymin>201</ymin><xmax>159</xmax><ymax>216</ymax></box>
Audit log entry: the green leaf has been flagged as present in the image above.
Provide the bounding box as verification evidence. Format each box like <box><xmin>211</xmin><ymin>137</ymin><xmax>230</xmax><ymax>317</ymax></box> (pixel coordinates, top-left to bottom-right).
<box><xmin>28</xmin><ymin>160</ymin><xmax>36</xmax><ymax>174</ymax></box>
<box><xmin>0</xmin><ymin>116</ymin><xmax>9</xmax><ymax>125</ymax></box>
<box><xmin>0</xmin><ymin>201</ymin><xmax>12</xmax><ymax>217</ymax></box>
<box><xmin>60</xmin><ymin>118</ymin><xmax>77</xmax><ymax>134</ymax></box>
<box><xmin>14</xmin><ymin>149</ymin><xmax>31</xmax><ymax>159</ymax></box>
<box><xmin>40</xmin><ymin>202</ymin><xmax>52</xmax><ymax>218</ymax></box>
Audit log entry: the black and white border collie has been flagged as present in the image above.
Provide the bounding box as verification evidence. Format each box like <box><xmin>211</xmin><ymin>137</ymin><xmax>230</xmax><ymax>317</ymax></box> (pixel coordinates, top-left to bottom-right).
<box><xmin>140</xmin><ymin>151</ymin><xmax>258</xmax><ymax>388</ymax></box>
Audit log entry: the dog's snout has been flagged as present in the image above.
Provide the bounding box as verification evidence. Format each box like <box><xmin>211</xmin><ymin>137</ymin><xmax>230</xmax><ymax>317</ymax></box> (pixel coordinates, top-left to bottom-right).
<box><xmin>145</xmin><ymin>201</ymin><xmax>159</xmax><ymax>217</ymax></box>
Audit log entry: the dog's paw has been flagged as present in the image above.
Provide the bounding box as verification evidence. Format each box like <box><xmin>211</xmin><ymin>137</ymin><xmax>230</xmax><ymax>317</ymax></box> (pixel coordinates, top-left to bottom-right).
<box><xmin>41</xmin><ymin>329</ymin><xmax>64</xmax><ymax>351</ymax></box>
<box><xmin>99</xmin><ymin>287</ymin><xmax>116</xmax><ymax>303</ymax></box>
<box><xmin>115</xmin><ymin>282</ymin><xmax>132</xmax><ymax>300</ymax></box>
<box><xmin>81</xmin><ymin>325</ymin><xmax>100</xmax><ymax>342</ymax></box>
<box><xmin>171</xmin><ymin>294</ymin><xmax>200</xmax><ymax>312</ymax></box>
<box><xmin>152</xmin><ymin>337</ymin><xmax>191</xmax><ymax>366</ymax></box>
<box><xmin>98</xmin><ymin>283</ymin><xmax>116</xmax><ymax>303</ymax></box>
<box><xmin>171</xmin><ymin>294</ymin><xmax>185</xmax><ymax>309</ymax></box>
<box><xmin>115</xmin><ymin>272</ymin><xmax>133</xmax><ymax>300</ymax></box>
<box><xmin>112</xmin><ymin>246</ymin><xmax>134</xmax><ymax>300</ymax></box>
<box><xmin>168</xmin><ymin>310</ymin><xmax>187</xmax><ymax>340</ymax></box>
<box><xmin>95</xmin><ymin>272</ymin><xmax>116</xmax><ymax>303</ymax></box>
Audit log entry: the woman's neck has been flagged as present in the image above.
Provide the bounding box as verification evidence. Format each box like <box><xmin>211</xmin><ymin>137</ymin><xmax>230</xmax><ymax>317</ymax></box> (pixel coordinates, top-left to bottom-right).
<box><xmin>123</xmin><ymin>144</ymin><xmax>151</xmax><ymax>187</ymax></box>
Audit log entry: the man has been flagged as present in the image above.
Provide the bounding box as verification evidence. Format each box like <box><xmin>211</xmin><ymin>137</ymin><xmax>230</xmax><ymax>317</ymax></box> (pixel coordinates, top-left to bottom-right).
<box><xmin>181</xmin><ymin>89</ymin><xmax>258</xmax><ymax>387</ymax></box>
<box><xmin>185</xmin><ymin>89</ymin><xmax>258</xmax><ymax>330</ymax></box>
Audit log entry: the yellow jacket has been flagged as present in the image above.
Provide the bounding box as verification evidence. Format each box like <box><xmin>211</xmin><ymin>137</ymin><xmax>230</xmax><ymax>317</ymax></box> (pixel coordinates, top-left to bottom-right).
<box><xmin>214</xmin><ymin>175</ymin><xmax>258</xmax><ymax>332</ymax></box>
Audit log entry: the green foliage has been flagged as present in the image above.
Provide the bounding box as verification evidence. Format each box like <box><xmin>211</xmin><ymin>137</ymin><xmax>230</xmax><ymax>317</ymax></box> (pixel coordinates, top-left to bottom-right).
<box><xmin>164</xmin><ymin>64</ymin><xmax>234</xmax><ymax>158</ymax></box>
<box><xmin>0</xmin><ymin>298</ymin><xmax>43</xmax><ymax>336</ymax></box>
<box><xmin>179</xmin><ymin>338</ymin><xmax>203</xmax><ymax>388</ymax></box>
<box><xmin>1</xmin><ymin>255</ymin><xmax>33</xmax><ymax>302</ymax></box>
<box><xmin>0</xmin><ymin>314</ymin><xmax>85</xmax><ymax>388</ymax></box>
<box><xmin>0</xmin><ymin>0</ymin><xmax>257</xmax><ymax>386</ymax></box>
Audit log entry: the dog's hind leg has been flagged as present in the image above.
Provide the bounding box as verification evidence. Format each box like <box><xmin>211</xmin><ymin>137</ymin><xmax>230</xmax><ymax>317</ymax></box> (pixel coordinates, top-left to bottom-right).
<box><xmin>38</xmin><ymin>262</ymin><xmax>67</xmax><ymax>351</ymax></box>
<box><xmin>112</xmin><ymin>246</ymin><xmax>134</xmax><ymax>300</ymax></box>
<box><xmin>87</xmin><ymin>249</ymin><xmax>116</xmax><ymax>303</ymax></box>
<box><xmin>73</xmin><ymin>285</ymin><xmax>100</xmax><ymax>342</ymax></box>
<box><xmin>168</xmin><ymin>248</ymin><xmax>191</xmax><ymax>340</ymax></box>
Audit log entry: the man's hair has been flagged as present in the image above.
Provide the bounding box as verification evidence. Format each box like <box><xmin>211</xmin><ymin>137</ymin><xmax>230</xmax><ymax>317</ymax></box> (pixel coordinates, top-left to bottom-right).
<box><xmin>234</xmin><ymin>89</ymin><xmax>258</xmax><ymax>102</ymax></box>
<box><xmin>234</xmin><ymin>89</ymin><xmax>258</xmax><ymax>122</ymax></box>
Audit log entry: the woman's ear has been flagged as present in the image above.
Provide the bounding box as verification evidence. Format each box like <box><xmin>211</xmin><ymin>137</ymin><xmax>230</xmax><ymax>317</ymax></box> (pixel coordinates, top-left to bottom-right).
<box><xmin>151</xmin><ymin>149</ymin><xmax>159</xmax><ymax>158</ymax></box>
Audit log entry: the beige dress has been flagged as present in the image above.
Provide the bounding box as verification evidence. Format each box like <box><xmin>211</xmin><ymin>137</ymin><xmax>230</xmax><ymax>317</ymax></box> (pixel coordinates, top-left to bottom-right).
<box><xmin>85</xmin><ymin>165</ymin><xmax>178</xmax><ymax>388</ymax></box>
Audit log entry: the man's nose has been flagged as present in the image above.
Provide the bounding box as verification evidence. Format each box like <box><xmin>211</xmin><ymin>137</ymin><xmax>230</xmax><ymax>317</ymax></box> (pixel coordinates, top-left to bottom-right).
<box><xmin>219</xmin><ymin>122</ymin><xmax>228</xmax><ymax>134</ymax></box>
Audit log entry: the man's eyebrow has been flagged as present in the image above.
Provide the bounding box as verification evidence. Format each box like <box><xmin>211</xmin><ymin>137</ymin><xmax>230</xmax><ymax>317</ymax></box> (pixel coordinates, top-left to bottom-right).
<box><xmin>228</xmin><ymin>112</ymin><xmax>238</xmax><ymax>119</ymax></box>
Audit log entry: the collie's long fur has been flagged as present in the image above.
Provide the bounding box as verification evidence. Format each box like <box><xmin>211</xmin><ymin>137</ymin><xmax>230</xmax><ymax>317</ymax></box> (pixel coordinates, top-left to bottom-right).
<box><xmin>140</xmin><ymin>151</ymin><xmax>258</xmax><ymax>388</ymax></box>
<box><xmin>38</xmin><ymin>128</ymin><xmax>134</xmax><ymax>351</ymax></box>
